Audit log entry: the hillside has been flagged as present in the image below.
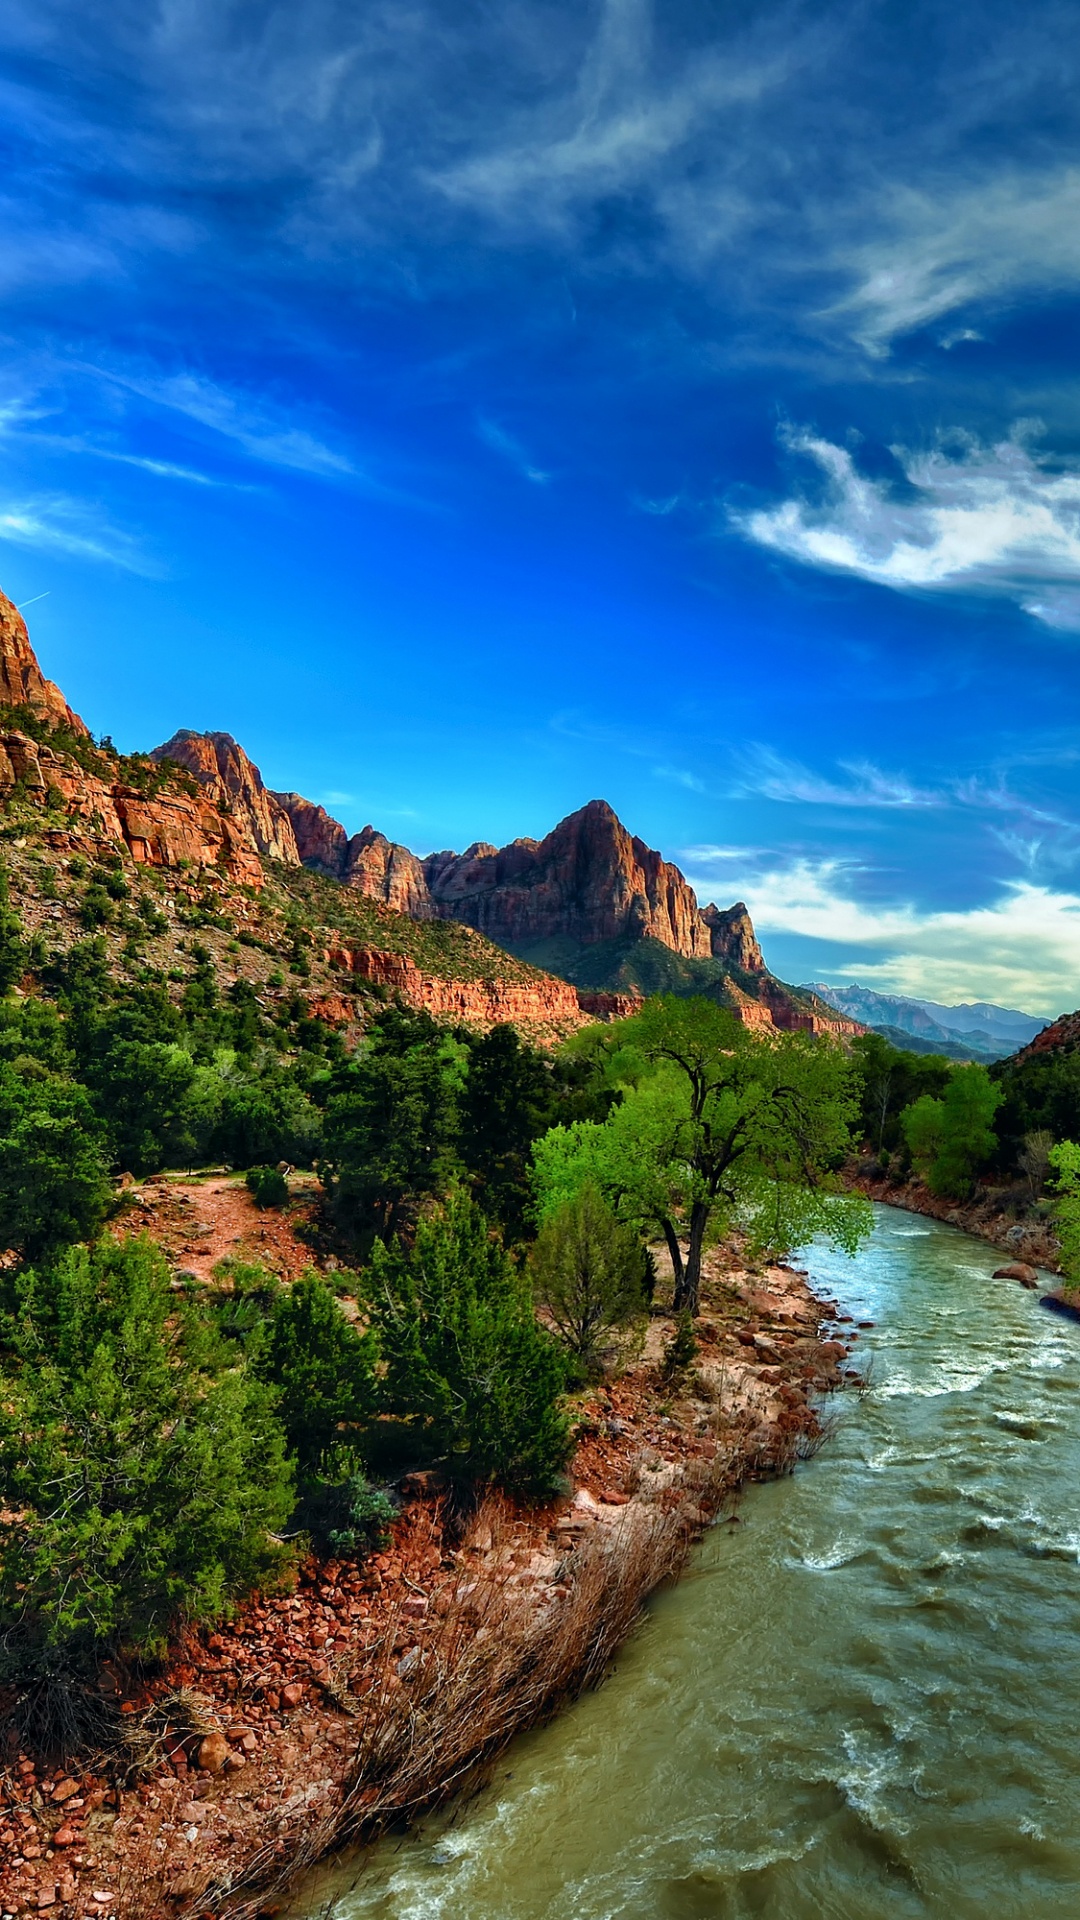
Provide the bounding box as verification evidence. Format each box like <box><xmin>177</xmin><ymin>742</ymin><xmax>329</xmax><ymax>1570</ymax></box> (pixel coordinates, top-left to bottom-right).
<box><xmin>0</xmin><ymin>589</ymin><xmax>856</xmax><ymax>1039</ymax></box>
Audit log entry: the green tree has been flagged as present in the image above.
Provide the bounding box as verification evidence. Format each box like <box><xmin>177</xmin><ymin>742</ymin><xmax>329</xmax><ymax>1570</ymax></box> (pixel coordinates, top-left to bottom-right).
<box><xmin>320</xmin><ymin>1008</ymin><xmax>461</xmax><ymax>1242</ymax></box>
<box><xmin>0</xmin><ymin>862</ymin><xmax>26</xmax><ymax>993</ymax></box>
<box><xmin>851</xmin><ymin>1031</ymin><xmax>952</xmax><ymax>1155</ymax></box>
<box><xmin>459</xmin><ymin>1023</ymin><xmax>554</xmax><ymax>1237</ymax></box>
<box><xmin>532</xmin><ymin>997</ymin><xmax>870</xmax><ymax>1312</ymax></box>
<box><xmin>0</xmin><ymin>1237</ymin><xmax>293</xmax><ymax>1663</ymax></box>
<box><xmin>900</xmin><ymin>1063</ymin><xmax>1002</xmax><ymax>1197</ymax></box>
<box><xmin>529</xmin><ymin>1184</ymin><xmax>646</xmax><ymax>1374</ymax></box>
<box><xmin>1049</xmin><ymin>1141</ymin><xmax>1080</xmax><ymax>1298</ymax></box>
<box><xmin>258</xmin><ymin>1272</ymin><xmax>379</xmax><ymax>1473</ymax></box>
<box><xmin>0</xmin><ymin>1063</ymin><xmax>111</xmax><ymax>1261</ymax></box>
<box><xmin>367</xmin><ymin>1193</ymin><xmax>570</xmax><ymax>1494</ymax></box>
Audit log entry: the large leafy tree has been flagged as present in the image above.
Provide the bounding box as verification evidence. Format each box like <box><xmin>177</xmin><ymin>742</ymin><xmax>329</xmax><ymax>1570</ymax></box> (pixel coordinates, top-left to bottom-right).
<box><xmin>900</xmin><ymin>1063</ymin><xmax>1002</xmax><ymax>1198</ymax></box>
<box><xmin>459</xmin><ymin>1023</ymin><xmax>554</xmax><ymax>1238</ymax></box>
<box><xmin>532</xmin><ymin>996</ymin><xmax>870</xmax><ymax>1312</ymax></box>
<box><xmin>0</xmin><ymin>1062</ymin><xmax>111</xmax><ymax>1262</ymax></box>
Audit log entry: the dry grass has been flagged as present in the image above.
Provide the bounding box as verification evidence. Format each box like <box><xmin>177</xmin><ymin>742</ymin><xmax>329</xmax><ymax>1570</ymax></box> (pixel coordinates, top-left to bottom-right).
<box><xmin>182</xmin><ymin>1420</ymin><xmax>764</xmax><ymax>1920</ymax></box>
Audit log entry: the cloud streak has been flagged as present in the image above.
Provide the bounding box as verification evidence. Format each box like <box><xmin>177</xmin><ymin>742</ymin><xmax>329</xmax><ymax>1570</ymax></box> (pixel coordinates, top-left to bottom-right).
<box><xmin>736</xmin><ymin>425</ymin><xmax>1080</xmax><ymax>628</ymax></box>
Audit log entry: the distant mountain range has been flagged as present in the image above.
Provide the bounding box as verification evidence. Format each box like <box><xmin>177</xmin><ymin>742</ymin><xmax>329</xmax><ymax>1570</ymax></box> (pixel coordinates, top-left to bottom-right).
<box><xmin>805</xmin><ymin>983</ymin><xmax>1052</xmax><ymax>1062</ymax></box>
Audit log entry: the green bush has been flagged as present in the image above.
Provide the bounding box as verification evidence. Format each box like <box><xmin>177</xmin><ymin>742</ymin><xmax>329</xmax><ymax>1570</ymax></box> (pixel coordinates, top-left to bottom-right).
<box><xmin>0</xmin><ymin>1237</ymin><xmax>293</xmax><ymax>1664</ymax></box>
<box><xmin>529</xmin><ymin>1183</ymin><xmax>646</xmax><ymax>1374</ymax></box>
<box><xmin>900</xmin><ymin>1064</ymin><xmax>1002</xmax><ymax>1198</ymax></box>
<box><xmin>290</xmin><ymin>1453</ymin><xmax>397</xmax><ymax>1557</ymax></box>
<box><xmin>0</xmin><ymin>1062</ymin><xmax>111</xmax><ymax>1261</ymax></box>
<box><xmin>368</xmin><ymin>1192</ymin><xmax>571</xmax><ymax>1495</ymax></box>
<box><xmin>246</xmin><ymin>1164</ymin><xmax>289</xmax><ymax>1208</ymax></box>
<box><xmin>258</xmin><ymin>1271</ymin><xmax>379</xmax><ymax>1473</ymax></box>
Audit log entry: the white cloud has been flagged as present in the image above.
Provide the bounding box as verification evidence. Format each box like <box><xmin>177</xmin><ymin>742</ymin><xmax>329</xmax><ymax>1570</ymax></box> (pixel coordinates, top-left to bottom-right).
<box><xmin>736</xmin><ymin>425</ymin><xmax>1080</xmax><ymax>628</ymax></box>
<box><xmin>826</xmin><ymin>169</ymin><xmax>1080</xmax><ymax>354</ymax></box>
<box><xmin>0</xmin><ymin>493</ymin><xmax>152</xmax><ymax>571</ymax></box>
<box><xmin>685</xmin><ymin>852</ymin><xmax>1080</xmax><ymax>1012</ymax></box>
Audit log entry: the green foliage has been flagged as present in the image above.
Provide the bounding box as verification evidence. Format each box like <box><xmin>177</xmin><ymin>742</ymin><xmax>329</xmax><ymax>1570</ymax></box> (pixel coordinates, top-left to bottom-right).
<box><xmin>529</xmin><ymin>1184</ymin><xmax>646</xmax><ymax>1374</ymax></box>
<box><xmin>320</xmin><ymin>1006</ymin><xmax>461</xmax><ymax>1242</ymax></box>
<box><xmin>246</xmin><ymin>1164</ymin><xmax>289</xmax><ymax>1208</ymax></box>
<box><xmin>533</xmin><ymin>997</ymin><xmax>870</xmax><ymax>1311</ymax></box>
<box><xmin>368</xmin><ymin>1192</ymin><xmax>571</xmax><ymax>1495</ymax></box>
<box><xmin>662</xmin><ymin>1310</ymin><xmax>699</xmax><ymax>1378</ymax></box>
<box><xmin>900</xmin><ymin>1064</ymin><xmax>1002</xmax><ymax>1197</ymax></box>
<box><xmin>459</xmin><ymin>1023</ymin><xmax>556</xmax><ymax>1238</ymax></box>
<box><xmin>0</xmin><ymin>1062</ymin><xmax>111</xmax><ymax>1261</ymax></box>
<box><xmin>851</xmin><ymin>1031</ymin><xmax>953</xmax><ymax>1153</ymax></box>
<box><xmin>0</xmin><ymin>1237</ymin><xmax>293</xmax><ymax>1660</ymax></box>
<box><xmin>1049</xmin><ymin>1141</ymin><xmax>1080</xmax><ymax>1298</ymax></box>
<box><xmin>0</xmin><ymin>862</ymin><xmax>26</xmax><ymax>992</ymax></box>
<box><xmin>257</xmin><ymin>1271</ymin><xmax>378</xmax><ymax>1473</ymax></box>
<box><xmin>291</xmin><ymin>1453</ymin><xmax>396</xmax><ymax>1557</ymax></box>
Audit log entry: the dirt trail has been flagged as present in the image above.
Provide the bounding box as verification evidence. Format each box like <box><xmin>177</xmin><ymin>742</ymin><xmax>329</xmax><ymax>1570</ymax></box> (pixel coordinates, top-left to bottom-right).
<box><xmin>111</xmin><ymin>1174</ymin><xmax>325</xmax><ymax>1285</ymax></box>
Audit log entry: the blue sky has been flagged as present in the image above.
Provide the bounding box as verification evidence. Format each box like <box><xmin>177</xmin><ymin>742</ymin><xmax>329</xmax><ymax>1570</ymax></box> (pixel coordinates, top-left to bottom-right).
<box><xmin>3</xmin><ymin>0</ymin><xmax>1080</xmax><ymax>1013</ymax></box>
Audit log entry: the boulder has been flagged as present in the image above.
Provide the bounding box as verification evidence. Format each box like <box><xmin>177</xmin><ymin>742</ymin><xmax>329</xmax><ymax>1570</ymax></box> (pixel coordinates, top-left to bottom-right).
<box><xmin>992</xmin><ymin>1262</ymin><xmax>1040</xmax><ymax>1288</ymax></box>
<box><xmin>195</xmin><ymin>1730</ymin><xmax>229</xmax><ymax>1773</ymax></box>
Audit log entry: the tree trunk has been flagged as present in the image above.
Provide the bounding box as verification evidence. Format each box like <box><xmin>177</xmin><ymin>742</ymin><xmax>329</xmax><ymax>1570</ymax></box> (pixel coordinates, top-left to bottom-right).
<box><xmin>660</xmin><ymin>1219</ymin><xmax>685</xmax><ymax>1303</ymax></box>
<box><xmin>676</xmin><ymin>1201</ymin><xmax>710</xmax><ymax>1315</ymax></box>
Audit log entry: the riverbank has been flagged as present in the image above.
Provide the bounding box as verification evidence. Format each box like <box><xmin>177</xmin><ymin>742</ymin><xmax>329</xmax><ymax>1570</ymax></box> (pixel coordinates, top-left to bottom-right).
<box><xmin>849</xmin><ymin>1163</ymin><xmax>1063</xmax><ymax>1274</ymax></box>
<box><xmin>0</xmin><ymin>1248</ymin><xmax>859</xmax><ymax>1920</ymax></box>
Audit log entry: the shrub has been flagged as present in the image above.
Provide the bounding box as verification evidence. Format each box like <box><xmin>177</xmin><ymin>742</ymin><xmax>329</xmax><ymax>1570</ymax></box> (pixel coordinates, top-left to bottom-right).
<box><xmin>246</xmin><ymin>1164</ymin><xmax>289</xmax><ymax>1208</ymax></box>
<box><xmin>290</xmin><ymin>1453</ymin><xmax>396</xmax><ymax>1557</ymax></box>
<box><xmin>257</xmin><ymin>1272</ymin><xmax>379</xmax><ymax>1473</ymax></box>
<box><xmin>529</xmin><ymin>1184</ymin><xmax>646</xmax><ymax>1374</ymax></box>
<box><xmin>0</xmin><ymin>1063</ymin><xmax>111</xmax><ymax>1261</ymax></box>
<box><xmin>901</xmin><ymin>1064</ymin><xmax>1002</xmax><ymax>1198</ymax></box>
<box><xmin>368</xmin><ymin>1193</ymin><xmax>571</xmax><ymax>1496</ymax></box>
<box><xmin>0</xmin><ymin>1237</ymin><xmax>293</xmax><ymax>1666</ymax></box>
<box><xmin>0</xmin><ymin>862</ymin><xmax>25</xmax><ymax>992</ymax></box>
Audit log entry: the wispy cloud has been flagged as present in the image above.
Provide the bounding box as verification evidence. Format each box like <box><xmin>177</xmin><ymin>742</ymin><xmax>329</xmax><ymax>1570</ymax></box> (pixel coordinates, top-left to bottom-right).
<box><xmin>727</xmin><ymin>744</ymin><xmax>942</xmax><ymax>809</ymax></box>
<box><xmin>653</xmin><ymin>763</ymin><xmax>705</xmax><ymax>792</ymax></box>
<box><xmin>736</xmin><ymin>424</ymin><xmax>1080</xmax><ymax>629</ymax></box>
<box><xmin>0</xmin><ymin>492</ymin><xmax>152</xmax><ymax>571</ymax></box>
<box><xmin>475</xmin><ymin>416</ymin><xmax>551</xmax><ymax>484</ymax></box>
<box><xmin>825</xmin><ymin>168</ymin><xmax>1080</xmax><ymax>354</ymax></box>
<box><xmin>684</xmin><ymin>849</ymin><xmax>1080</xmax><ymax>1011</ymax></box>
<box><xmin>94</xmin><ymin>366</ymin><xmax>355</xmax><ymax>479</ymax></box>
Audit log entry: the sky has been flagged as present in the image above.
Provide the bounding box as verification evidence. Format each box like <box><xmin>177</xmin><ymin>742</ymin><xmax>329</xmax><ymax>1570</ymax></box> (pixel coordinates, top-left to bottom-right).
<box><xmin>3</xmin><ymin>1</ymin><xmax>1080</xmax><ymax>1013</ymax></box>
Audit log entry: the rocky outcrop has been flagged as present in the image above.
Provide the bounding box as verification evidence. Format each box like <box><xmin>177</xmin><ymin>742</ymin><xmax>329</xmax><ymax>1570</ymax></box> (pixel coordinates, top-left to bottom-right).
<box><xmin>325</xmin><ymin>945</ymin><xmax>588</xmax><ymax>1035</ymax></box>
<box><xmin>271</xmin><ymin>797</ymin><xmax>434</xmax><ymax>917</ymax></box>
<box><xmin>271</xmin><ymin>792</ymin><xmax>349</xmax><ymax>875</ymax></box>
<box><xmin>1006</xmin><ymin>1008</ymin><xmax>1080</xmax><ymax>1065</ymax></box>
<box><xmin>0</xmin><ymin>727</ymin><xmax>265</xmax><ymax>885</ymax></box>
<box><xmin>421</xmin><ymin>800</ymin><xmax>714</xmax><ymax>955</ymax></box>
<box><xmin>701</xmin><ymin>902</ymin><xmax>765</xmax><ymax>973</ymax></box>
<box><xmin>153</xmin><ymin>731</ymin><xmax>298</xmax><ymax>863</ymax></box>
<box><xmin>0</xmin><ymin>590</ymin><xmax>88</xmax><ymax>735</ymax></box>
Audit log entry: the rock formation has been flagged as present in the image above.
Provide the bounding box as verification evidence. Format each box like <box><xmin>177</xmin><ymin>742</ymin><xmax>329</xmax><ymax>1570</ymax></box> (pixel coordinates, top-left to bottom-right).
<box><xmin>0</xmin><ymin>589</ymin><xmax>88</xmax><ymax>735</ymax></box>
<box><xmin>700</xmin><ymin>901</ymin><xmax>765</xmax><ymax>973</ymax></box>
<box><xmin>420</xmin><ymin>800</ymin><xmax>715</xmax><ymax>955</ymax></box>
<box><xmin>153</xmin><ymin>731</ymin><xmax>298</xmax><ymax>863</ymax></box>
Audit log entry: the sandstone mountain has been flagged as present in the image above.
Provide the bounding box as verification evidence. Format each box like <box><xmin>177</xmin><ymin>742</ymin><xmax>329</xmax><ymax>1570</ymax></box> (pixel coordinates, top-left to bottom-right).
<box><xmin>0</xmin><ymin>593</ymin><xmax>856</xmax><ymax>1037</ymax></box>
<box><xmin>0</xmin><ymin>590</ymin><xmax>88</xmax><ymax>735</ymax></box>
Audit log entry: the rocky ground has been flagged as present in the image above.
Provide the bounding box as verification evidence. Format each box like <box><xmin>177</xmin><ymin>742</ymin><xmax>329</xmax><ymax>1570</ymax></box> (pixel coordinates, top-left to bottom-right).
<box><xmin>0</xmin><ymin>1183</ymin><xmax>865</xmax><ymax>1920</ymax></box>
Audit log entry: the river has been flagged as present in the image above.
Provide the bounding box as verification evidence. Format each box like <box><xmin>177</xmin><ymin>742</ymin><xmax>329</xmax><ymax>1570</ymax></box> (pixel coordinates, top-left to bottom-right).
<box><xmin>292</xmin><ymin>1205</ymin><xmax>1080</xmax><ymax>1920</ymax></box>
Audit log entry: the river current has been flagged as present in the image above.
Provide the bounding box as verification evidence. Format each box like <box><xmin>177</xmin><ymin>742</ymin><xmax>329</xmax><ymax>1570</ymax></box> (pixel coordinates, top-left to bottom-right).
<box><xmin>295</xmin><ymin>1205</ymin><xmax>1080</xmax><ymax>1920</ymax></box>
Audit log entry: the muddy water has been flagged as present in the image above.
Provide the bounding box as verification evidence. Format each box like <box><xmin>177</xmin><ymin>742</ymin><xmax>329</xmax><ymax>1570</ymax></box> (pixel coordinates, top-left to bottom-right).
<box><xmin>295</xmin><ymin>1207</ymin><xmax>1080</xmax><ymax>1919</ymax></box>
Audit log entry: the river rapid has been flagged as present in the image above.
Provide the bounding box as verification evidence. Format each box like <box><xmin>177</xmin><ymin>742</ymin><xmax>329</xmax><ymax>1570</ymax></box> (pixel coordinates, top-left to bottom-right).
<box><xmin>294</xmin><ymin>1205</ymin><xmax>1080</xmax><ymax>1920</ymax></box>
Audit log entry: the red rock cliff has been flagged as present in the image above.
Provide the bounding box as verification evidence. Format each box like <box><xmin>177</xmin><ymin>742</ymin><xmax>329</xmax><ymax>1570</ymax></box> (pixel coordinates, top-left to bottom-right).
<box><xmin>422</xmin><ymin>799</ymin><xmax>715</xmax><ymax>955</ymax></box>
<box><xmin>0</xmin><ymin>590</ymin><xmax>88</xmax><ymax>735</ymax></box>
<box><xmin>153</xmin><ymin>731</ymin><xmax>299</xmax><ymax>863</ymax></box>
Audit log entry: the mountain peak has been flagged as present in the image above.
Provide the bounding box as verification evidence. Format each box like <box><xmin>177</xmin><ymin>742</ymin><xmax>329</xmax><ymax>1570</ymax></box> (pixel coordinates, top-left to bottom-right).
<box><xmin>0</xmin><ymin>587</ymin><xmax>89</xmax><ymax>736</ymax></box>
